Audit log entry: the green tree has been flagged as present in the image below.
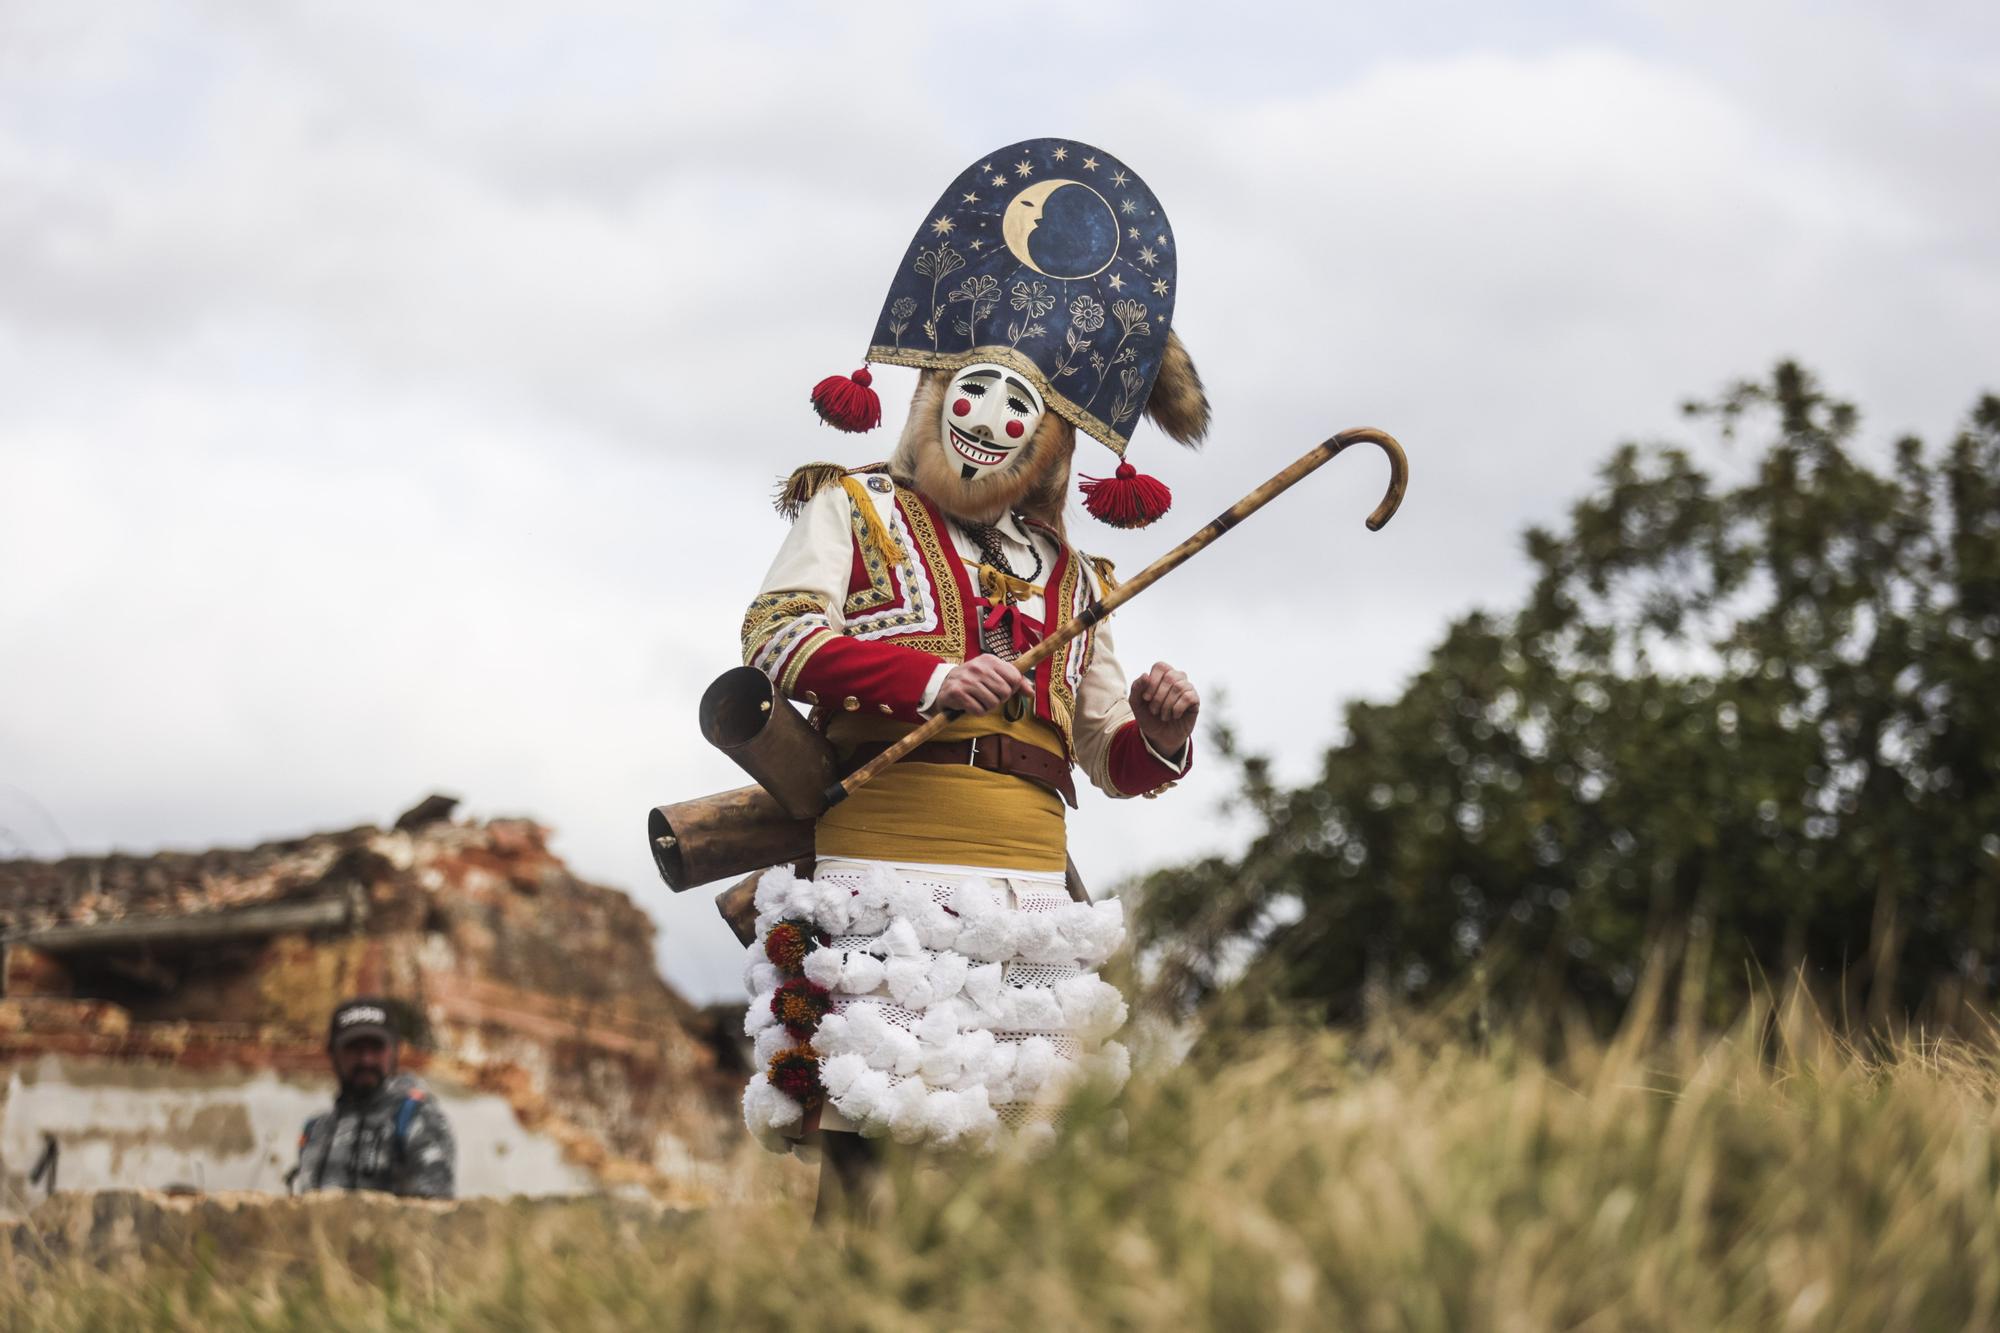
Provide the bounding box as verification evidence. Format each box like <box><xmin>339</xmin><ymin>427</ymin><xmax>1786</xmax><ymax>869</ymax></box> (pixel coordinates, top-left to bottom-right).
<box><xmin>1139</xmin><ymin>364</ymin><xmax>2000</xmax><ymax>1030</ymax></box>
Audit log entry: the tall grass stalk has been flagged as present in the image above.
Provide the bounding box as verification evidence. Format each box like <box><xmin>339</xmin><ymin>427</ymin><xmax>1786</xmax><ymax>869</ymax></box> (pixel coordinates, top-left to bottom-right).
<box><xmin>7</xmin><ymin>987</ymin><xmax>1999</xmax><ymax>1331</ymax></box>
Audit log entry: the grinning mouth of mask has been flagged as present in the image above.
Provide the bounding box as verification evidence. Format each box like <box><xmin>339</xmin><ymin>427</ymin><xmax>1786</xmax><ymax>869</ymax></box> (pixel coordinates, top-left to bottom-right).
<box><xmin>947</xmin><ymin>424</ymin><xmax>1014</xmax><ymax>474</ymax></box>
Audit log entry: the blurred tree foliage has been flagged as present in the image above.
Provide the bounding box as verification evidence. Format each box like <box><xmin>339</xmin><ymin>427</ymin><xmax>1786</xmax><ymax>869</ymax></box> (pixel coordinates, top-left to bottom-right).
<box><xmin>1138</xmin><ymin>363</ymin><xmax>2000</xmax><ymax>1030</ymax></box>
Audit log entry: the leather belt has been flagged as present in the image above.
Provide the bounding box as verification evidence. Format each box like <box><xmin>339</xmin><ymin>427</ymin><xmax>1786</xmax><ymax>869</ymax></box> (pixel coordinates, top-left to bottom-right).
<box><xmin>841</xmin><ymin>735</ymin><xmax>1077</xmax><ymax>809</ymax></box>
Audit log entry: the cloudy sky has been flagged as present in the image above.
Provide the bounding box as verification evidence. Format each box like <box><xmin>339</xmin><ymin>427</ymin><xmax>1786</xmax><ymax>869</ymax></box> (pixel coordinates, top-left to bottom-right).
<box><xmin>3</xmin><ymin>2</ymin><xmax>1995</xmax><ymax>1000</ymax></box>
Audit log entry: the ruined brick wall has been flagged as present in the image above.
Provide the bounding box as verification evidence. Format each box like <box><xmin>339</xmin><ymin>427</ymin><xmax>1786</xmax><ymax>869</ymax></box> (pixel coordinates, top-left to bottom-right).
<box><xmin>0</xmin><ymin>805</ymin><xmax>742</xmax><ymax>1192</ymax></box>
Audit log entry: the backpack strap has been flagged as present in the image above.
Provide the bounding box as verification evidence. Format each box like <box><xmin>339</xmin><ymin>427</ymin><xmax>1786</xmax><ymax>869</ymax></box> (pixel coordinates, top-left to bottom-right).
<box><xmin>393</xmin><ymin>1092</ymin><xmax>426</xmax><ymax>1150</ymax></box>
<box><xmin>299</xmin><ymin>1113</ymin><xmax>332</xmax><ymax>1191</ymax></box>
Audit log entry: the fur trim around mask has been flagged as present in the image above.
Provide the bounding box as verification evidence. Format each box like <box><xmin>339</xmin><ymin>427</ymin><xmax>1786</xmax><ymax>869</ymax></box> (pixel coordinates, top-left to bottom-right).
<box><xmin>1141</xmin><ymin>330</ymin><xmax>1209</xmax><ymax>448</ymax></box>
<box><xmin>777</xmin><ymin>340</ymin><xmax>1187</xmax><ymax>533</ymax></box>
<box><xmin>891</xmin><ymin>372</ymin><xmax>1076</xmax><ymax>533</ymax></box>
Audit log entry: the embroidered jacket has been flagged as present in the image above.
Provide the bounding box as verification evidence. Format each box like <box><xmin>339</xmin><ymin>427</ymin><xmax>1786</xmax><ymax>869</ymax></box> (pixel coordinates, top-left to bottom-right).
<box><xmin>743</xmin><ymin>470</ymin><xmax>1189</xmax><ymax>799</ymax></box>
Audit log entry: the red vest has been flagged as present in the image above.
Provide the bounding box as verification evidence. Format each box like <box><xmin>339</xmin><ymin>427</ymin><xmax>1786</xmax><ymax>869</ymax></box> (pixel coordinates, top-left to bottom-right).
<box><xmin>836</xmin><ymin>478</ymin><xmax>1099</xmax><ymax>755</ymax></box>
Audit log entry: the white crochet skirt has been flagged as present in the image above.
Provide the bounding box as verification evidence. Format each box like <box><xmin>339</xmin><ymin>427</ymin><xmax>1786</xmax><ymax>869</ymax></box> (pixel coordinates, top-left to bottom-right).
<box><xmin>741</xmin><ymin>856</ymin><xmax>1130</xmax><ymax>1152</ymax></box>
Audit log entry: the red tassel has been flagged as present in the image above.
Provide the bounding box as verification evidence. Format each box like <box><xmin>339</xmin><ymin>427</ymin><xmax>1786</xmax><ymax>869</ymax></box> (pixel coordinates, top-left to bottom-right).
<box><xmin>1079</xmin><ymin>462</ymin><xmax>1172</xmax><ymax>528</ymax></box>
<box><xmin>809</xmin><ymin>366</ymin><xmax>881</xmax><ymax>432</ymax></box>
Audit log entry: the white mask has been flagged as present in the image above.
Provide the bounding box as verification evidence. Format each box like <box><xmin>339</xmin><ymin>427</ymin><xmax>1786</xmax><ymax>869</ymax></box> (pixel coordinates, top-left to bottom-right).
<box><xmin>939</xmin><ymin>362</ymin><xmax>1046</xmax><ymax>482</ymax></box>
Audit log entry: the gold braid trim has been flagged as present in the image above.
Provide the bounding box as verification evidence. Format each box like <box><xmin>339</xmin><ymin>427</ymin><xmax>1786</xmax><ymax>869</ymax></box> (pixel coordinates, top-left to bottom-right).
<box><xmin>843</xmin><ymin>501</ymin><xmax>902</xmax><ymax>619</ymax></box>
<box><xmin>741</xmin><ymin>592</ymin><xmax>827</xmax><ymax>663</ymax></box>
<box><xmin>877</xmin><ymin>488</ymin><xmax>967</xmax><ymax>660</ymax></box>
<box><xmin>1086</xmin><ymin>553</ymin><xmax>1119</xmax><ymax>594</ymax></box>
<box><xmin>841</xmin><ymin>476</ymin><xmax>908</xmax><ymax>567</ymax></box>
<box><xmin>1046</xmin><ymin>551</ymin><xmax>1086</xmax><ymax>748</ymax></box>
<box><xmin>779</xmin><ymin>627</ymin><xmax>838</xmax><ymax>697</ymax></box>
<box><xmin>1049</xmin><ymin>691</ymin><xmax>1075</xmax><ymax>754</ymax></box>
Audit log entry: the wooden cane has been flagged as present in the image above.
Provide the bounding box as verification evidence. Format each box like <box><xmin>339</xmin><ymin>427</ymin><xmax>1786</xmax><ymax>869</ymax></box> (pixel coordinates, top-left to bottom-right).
<box><xmin>821</xmin><ymin>426</ymin><xmax>1409</xmax><ymax>809</ymax></box>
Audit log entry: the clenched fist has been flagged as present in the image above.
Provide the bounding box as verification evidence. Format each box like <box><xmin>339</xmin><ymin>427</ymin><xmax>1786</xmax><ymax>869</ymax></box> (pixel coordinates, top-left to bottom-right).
<box><xmin>1130</xmin><ymin>661</ymin><xmax>1199</xmax><ymax>757</ymax></box>
<box><xmin>935</xmin><ymin>655</ymin><xmax>1028</xmax><ymax>715</ymax></box>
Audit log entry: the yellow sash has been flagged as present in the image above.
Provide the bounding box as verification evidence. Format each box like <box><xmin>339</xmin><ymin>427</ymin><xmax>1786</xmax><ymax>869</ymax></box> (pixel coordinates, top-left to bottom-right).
<box><xmin>815</xmin><ymin>713</ymin><xmax>1067</xmax><ymax>872</ymax></box>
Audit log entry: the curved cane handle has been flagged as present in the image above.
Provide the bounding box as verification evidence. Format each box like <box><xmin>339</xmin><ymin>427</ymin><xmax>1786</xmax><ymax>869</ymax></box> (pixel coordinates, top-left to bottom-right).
<box><xmin>1326</xmin><ymin>427</ymin><xmax>1409</xmax><ymax>532</ymax></box>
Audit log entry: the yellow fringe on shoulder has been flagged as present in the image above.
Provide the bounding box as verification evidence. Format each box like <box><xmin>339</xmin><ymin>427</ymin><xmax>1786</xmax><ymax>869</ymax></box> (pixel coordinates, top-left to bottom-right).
<box><xmin>841</xmin><ymin>476</ymin><xmax>908</xmax><ymax>566</ymax></box>
<box><xmin>774</xmin><ymin>462</ymin><xmax>847</xmax><ymax>520</ymax></box>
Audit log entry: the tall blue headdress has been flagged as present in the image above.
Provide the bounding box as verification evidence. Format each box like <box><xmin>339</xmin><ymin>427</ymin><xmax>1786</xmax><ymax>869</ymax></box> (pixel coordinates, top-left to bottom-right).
<box><xmin>810</xmin><ymin>137</ymin><xmax>1197</xmax><ymax>527</ymax></box>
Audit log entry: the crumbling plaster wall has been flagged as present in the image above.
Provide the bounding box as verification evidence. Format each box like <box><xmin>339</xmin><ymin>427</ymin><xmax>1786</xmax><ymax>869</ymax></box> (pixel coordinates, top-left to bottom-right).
<box><xmin>0</xmin><ymin>1054</ymin><xmax>601</xmax><ymax>1221</ymax></box>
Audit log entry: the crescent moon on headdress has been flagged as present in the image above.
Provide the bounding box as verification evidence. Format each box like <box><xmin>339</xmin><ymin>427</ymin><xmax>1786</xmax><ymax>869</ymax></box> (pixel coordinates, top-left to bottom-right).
<box><xmin>1001</xmin><ymin>179</ymin><xmax>1119</xmax><ymax>280</ymax></box>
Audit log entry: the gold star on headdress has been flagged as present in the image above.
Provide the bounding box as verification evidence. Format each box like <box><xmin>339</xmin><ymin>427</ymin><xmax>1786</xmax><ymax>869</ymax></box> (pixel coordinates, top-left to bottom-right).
<box><xmin>1081</xmin><ymin>155</ymin><xmax>1099</xmax><ymax>171</ymax></box>
<box><xmin>1110</xmin><ymin>170</ymin><xmax>1129</xmax><ymax>187</ymax></box>
<box><xmin>1052</xmin><ymin>146</ymin><xmax>1068</xmax><ymax>161</ymax></box>
<box><xmin>1107</xmin><ymin>273</ymin><xmax>1126</xmax><ymax>291</ymax></box>
<box><xmin>929</xmin><ymin>215</ymin><xmax>955</xmax><ymax>237</ymax></box>
<box><xmin>1015</xmin><ymin>159</ymin><xmax>1034</xmax><ymax>178</ymax></box>
<box><xmin>1138</xmin><ymin>246</ymin><xmax>1158</xmax><ymax>267</ymax></box>
<box><xmin>962</xmin><ymin>191</ymin><xmax>980</xmax><ymax>204</ymax></box>
<box><xmin>1151</xmin><ymin>278</ymin><xmax>1169</xmax><ymax>297</ymax></box>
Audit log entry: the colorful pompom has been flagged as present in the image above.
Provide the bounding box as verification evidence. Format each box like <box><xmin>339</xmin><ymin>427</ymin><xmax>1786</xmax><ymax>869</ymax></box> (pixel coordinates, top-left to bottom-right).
<box><xmin>767</xmin><ymin>1047</ymin><xmax>824</xmax><ymax>1106</ymax></box>
<box><xmin>772</xmin><ymin>977</ymin><xmax>833</xmax><ymax>1038</ymax></box>
<box><xmin>810</xmin><ymin>366</ymin><xmax>882</xmax><ymax>433</ymax></box>
<box><xmin>1079</xmin><ymin>462</ymin><xmax>1172</xmax><ymax>528</ymax></box>
<box><xmin>763</xmin><ymin>919</ymin><xmax>820</xmax><ymax>974</ymax></box>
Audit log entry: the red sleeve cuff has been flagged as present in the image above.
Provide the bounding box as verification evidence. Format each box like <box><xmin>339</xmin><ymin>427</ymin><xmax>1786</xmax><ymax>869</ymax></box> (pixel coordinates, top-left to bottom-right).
<box><xmin>1108</xmin><ymin>720</ymin><xmax>1193</xmax><ymax>796</ymax></box>
<box><xmin>792</xmin><ymin>636</ymin><xmax>944</xmax><ymax>722</ymax></box>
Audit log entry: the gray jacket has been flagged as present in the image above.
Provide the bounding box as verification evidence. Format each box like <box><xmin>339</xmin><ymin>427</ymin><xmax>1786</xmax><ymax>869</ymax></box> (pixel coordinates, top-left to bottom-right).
<box><xmin>291</xmin><ymin>1072</ymin><xmax>456</xmax><ymax>1199</ymax></box>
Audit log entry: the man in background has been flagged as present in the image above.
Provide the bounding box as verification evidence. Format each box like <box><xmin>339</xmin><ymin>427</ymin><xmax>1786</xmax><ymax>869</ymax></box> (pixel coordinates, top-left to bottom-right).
<box><xmin>289</xmin><ymin>997</ymin><xmax>456</xmax><ymax>1199</ymax></box>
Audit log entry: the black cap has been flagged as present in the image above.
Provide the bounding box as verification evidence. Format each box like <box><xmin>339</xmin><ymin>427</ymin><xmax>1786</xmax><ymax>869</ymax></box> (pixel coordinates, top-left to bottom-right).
<box><xmin>327</xmin><ymin>998</ymin><xmax>398</xmax><ymax>1050</ymax></box>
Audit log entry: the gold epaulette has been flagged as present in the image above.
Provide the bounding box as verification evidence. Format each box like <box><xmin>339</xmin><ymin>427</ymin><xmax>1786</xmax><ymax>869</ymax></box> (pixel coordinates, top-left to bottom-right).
<box><xmin>773</xmin><ymin>461</ymin><xmax>892</xmax><ymax>521</ymax></box>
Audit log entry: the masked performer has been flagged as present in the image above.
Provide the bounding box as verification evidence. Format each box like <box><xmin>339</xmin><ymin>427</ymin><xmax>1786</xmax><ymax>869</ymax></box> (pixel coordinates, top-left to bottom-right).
<box><xmin>740</xmin><ymin>139</ymin><xmax>1209</xmax><ymax>1160</ymax></box>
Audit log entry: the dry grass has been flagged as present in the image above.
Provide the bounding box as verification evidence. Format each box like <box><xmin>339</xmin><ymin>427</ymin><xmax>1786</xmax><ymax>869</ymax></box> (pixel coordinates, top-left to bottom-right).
<box><xmin>8</xmin><ymin>989</ymin><xmax>2000</xmax><ymax>1331</ymax></box>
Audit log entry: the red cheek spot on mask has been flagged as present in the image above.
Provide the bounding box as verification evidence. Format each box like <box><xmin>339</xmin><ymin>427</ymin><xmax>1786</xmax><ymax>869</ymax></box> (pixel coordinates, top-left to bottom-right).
<box><xmin>1006</xmin><ymin>419</ymin><xmax>1025</xmax><ymax>438</ymax></box>
<box><xmin>952</xmin><ymin>399</ymin><xmax>972</xmax><ymax>417</ymax></box>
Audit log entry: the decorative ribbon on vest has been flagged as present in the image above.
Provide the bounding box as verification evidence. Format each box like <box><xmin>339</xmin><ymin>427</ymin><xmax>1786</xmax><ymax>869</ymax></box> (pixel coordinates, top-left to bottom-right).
<box><xmin>966</xmin><ymin>520</ymin><xmax>1047</xmax><ymax>662</ymax></box>
<box><xmin>973</xmin><ymin>572</ymin><xmax>1046</xmax><ymax>660</ymax></box>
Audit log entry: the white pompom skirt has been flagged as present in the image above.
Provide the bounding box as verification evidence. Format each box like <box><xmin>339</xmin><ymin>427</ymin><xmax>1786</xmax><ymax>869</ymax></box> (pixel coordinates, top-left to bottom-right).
<box><xmin>741</xmin><ymin>856</ymin><xmax>1131</xmax><ymax>1153</ymax></box>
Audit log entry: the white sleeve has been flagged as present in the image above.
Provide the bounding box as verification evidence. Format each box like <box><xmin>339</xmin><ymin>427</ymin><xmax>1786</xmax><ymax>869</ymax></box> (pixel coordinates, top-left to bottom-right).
<box><xmin>1072</xmin><ymin>569</ymin><xmax>1140</xmax><ymax>798</ymax></box>
<box><xmin>918</xmin><ymin>662</ymin><xmax>955</xmax><ymax>714</ymax></box>
<box><xmin>740</xmin><ymin>482</ymin><xmax>854</xmax><ymax>693</ymax></box>
<box><xmin>1142</xmin><ymin>730</ymin><xmax>1191</xmax><ymax>770</ymax></box>
<box><xmin>751</xmin><ymin>482</ymin><xmax>853</xmax><ymax>630</ymax></box>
